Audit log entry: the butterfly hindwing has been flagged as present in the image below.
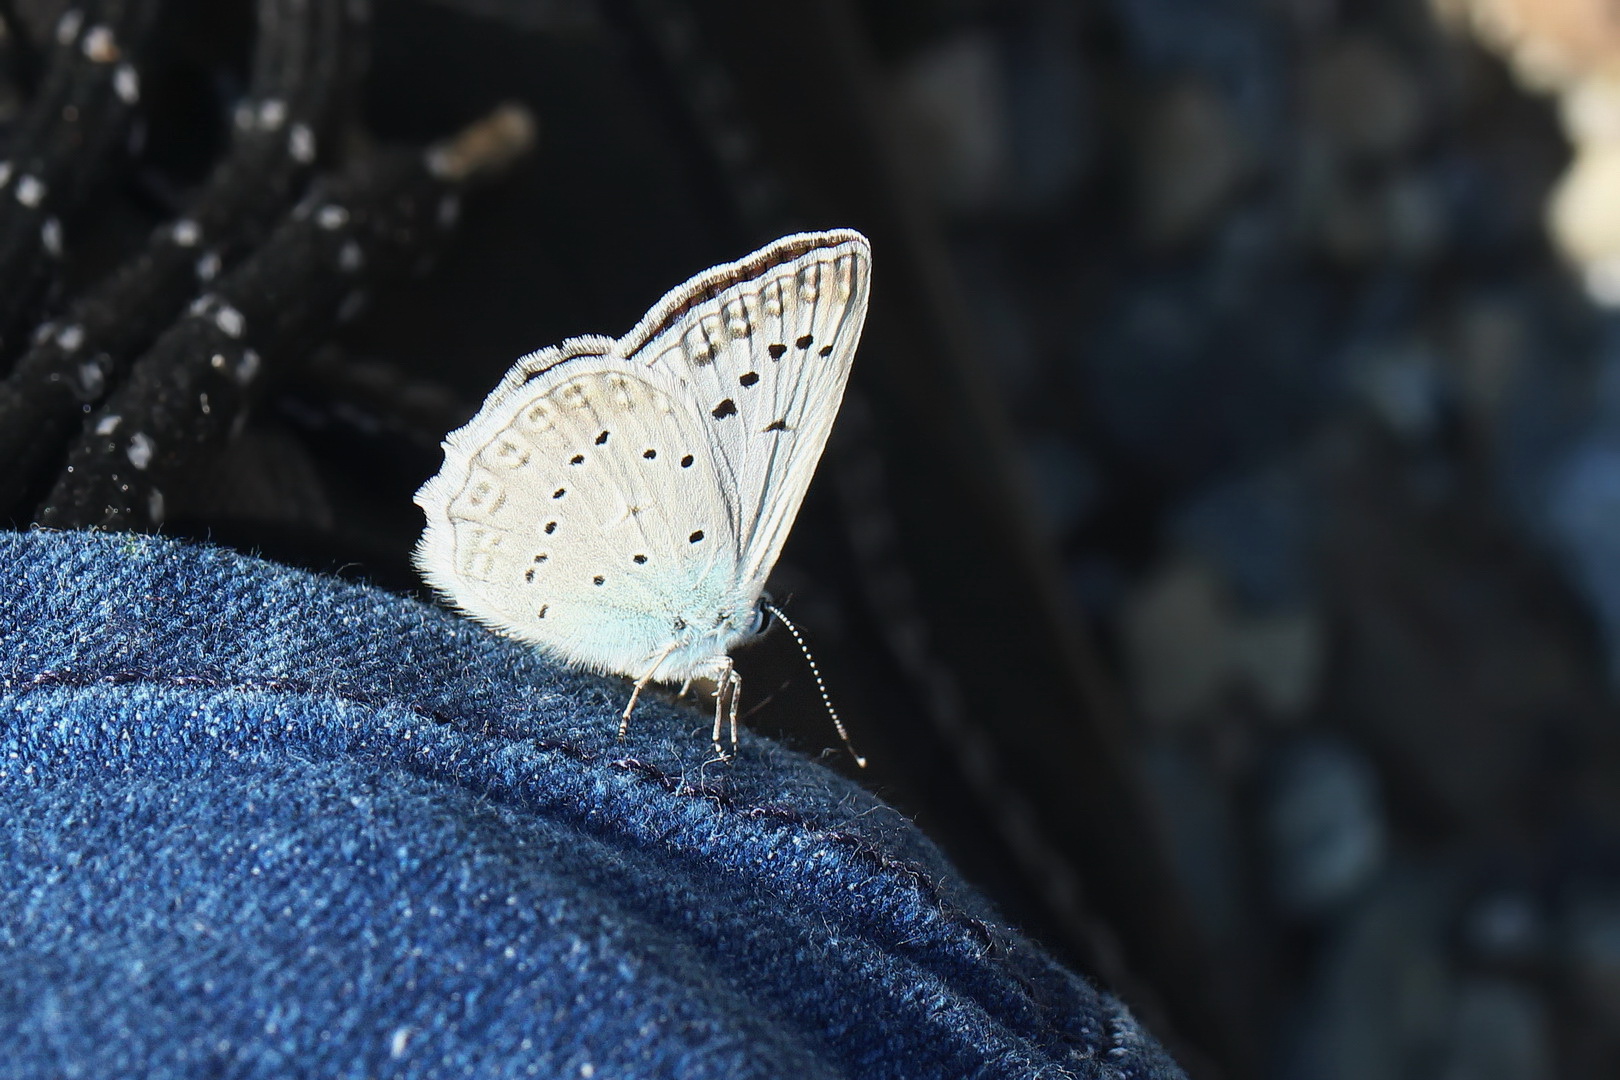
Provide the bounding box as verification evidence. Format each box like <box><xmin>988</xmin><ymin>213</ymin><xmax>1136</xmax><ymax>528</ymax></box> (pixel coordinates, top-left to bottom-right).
<box><xmin>414</xmin><ymin>358</ymin><xmax>740</xmax><ymax>678</ymax></box>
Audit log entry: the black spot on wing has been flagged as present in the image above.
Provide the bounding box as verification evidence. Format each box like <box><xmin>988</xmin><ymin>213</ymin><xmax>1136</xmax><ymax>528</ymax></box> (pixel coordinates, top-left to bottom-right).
<box><xmin>711</xmin><ymin>399</ymin><xmax>737</xmax><ymax>420</ymax></box>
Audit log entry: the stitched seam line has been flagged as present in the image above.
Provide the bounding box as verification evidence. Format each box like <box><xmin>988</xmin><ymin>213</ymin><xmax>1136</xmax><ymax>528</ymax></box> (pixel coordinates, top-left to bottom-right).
<box><xmin>5</xmin><ymin>666</ymin><xmax>1099</xmax><ymax>1046</ymax></box>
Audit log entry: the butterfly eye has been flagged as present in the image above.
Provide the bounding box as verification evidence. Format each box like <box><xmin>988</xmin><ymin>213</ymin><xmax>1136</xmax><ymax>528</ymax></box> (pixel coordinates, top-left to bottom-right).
<box><xmin>748</xmin><ymin>599</ymin><xmax>776</xmax><ymax>637</ymax></box>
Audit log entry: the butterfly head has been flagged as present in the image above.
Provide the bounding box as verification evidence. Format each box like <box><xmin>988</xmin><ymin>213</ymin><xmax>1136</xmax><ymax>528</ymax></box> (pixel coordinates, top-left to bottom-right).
<box><xmin>649</xmin><ymin>592</ymin><xmax>775</xmax><ymax>683</ymax></box>
<box><xmin>700</xmin><ymin>593</ymin><xmax>777</xmax><ymax>654</ymax></box>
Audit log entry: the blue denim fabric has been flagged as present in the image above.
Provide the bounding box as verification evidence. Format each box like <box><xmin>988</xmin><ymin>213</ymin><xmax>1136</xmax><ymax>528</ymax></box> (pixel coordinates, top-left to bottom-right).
<box><xmin>0</xmin><ymin>530</ymin><xmax>1186</xmax><ymax>1079</ymax></box>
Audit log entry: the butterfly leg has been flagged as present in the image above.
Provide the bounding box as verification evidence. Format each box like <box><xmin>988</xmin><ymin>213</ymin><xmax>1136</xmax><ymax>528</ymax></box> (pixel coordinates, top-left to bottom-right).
<box><xmin>619</xmin><ymin>675</ymin><xmax>653</xmax><ymax>741</ymax></box>
<box><xmin>710</xmin><ymin>657</ymin><xmax>735</xmax><ymax>760</ymax></box>
<box><xmin>726</xmin><ymin>666</ymin><xmax>742</xmax><ymax>757</ymax></box>
<box><xmin>620</xmin><ymin>643</ymin><xmax>678</xmax><ymax>741</ymax></box>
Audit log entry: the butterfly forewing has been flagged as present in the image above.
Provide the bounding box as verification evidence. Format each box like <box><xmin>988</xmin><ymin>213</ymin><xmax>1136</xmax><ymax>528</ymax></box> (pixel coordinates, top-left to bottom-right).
<box><xmin>623</xmin><ymin>231</ymin><xmax>870</xmax><ymax>592</ymax></box>
<box><xmin>415</xmin><ymin>358</ymin><xmax>741</xmax><ymax>678</ymax></box>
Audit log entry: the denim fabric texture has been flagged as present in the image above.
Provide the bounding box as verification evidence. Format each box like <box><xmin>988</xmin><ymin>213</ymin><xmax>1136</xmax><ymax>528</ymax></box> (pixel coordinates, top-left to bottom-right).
<box><xmin>0</xmin><ymin>530</ymin><xmax>1186</xmax><ymax>1079</ymax></box>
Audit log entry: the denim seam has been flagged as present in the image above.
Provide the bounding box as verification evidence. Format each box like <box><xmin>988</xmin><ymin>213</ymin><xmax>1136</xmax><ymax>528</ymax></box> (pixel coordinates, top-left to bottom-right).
<box><xmin>5</xmin><ymin>666</ymin><xmax>1102</xmax><ymax>1055</ymax></box>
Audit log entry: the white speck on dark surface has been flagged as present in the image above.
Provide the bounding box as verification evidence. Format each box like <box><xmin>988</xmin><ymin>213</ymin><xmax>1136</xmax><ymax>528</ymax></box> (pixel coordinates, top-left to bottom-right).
<box><xmin>81</xmin><ymin>25</ymin><xmax>117</xmax><ymax>63</ymax></box>
<box><xmin>54</xmin><ymin>9</ymin><xmax>82</xmax><ymax>46</ymax></box>
<box><xmin>338</xmin><ymin>240</ymin><xmax>363</xmax><ymax>272</ymax></box>
<box><xmin>40</xmin><ymin>218</ymin><xmax>62</xmax><ymax>257</ymax></box>
<box><xmin>113</xmin><ymin>64</ymin><xmax>139</xmax><ymax>104</ymax></box>
<box><xmin>76</xmin><ymin>361</ymin><xmax>103</xmax><ymax>398</ymax></box>
<box><xmin>14</xmin><ymin>175</ymin><xmax>45</xmax><ymax>207</ymax></box>
<box><xmin>125</xmin><ymin>433</ymin><xmax>153</xmax><ymax>470</ymax></box>
<box><xmin>214</xmin><ymin>305</ymin><xmax>245</xmax><ymax>339</ymax></box>
<box><xmin>257</xmin><ymin>99</ymin><xmax>287</xmax><ymax>130</ymax></box>
<box><xmin>235</xmin><ymin>349</ymin><xmax>261</xmax><ymax>385</ymax></box>
<box><xmin>289</xmin><ymin>124</ymin><xmax>316</xmax><ymax>164</ymax></box>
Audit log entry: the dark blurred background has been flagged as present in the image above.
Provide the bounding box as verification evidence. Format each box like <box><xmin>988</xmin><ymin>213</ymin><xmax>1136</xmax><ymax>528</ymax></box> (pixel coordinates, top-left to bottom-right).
<box><xmin>6</xmin><ymin>0</ymin><xmax>1620</xmax><ymax>1076</ymax></box>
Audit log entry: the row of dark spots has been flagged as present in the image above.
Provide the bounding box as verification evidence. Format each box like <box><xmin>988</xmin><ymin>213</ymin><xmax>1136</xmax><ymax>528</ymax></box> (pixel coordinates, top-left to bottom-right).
<box><xmin>524</xmin><ymin>540</ymin><xmax>686</xmax><ymax>587</ymax></box>
<box><xmin>767</xmin><ymin>334</ymin><xmax>834</xmax><ymax>360</ymax></box>
<box><xmin>764</xmin><ymin>335</ymin><xmax>813</xmax><ymax>361</ymax></box>
<box><xmin>573</xmin><ymin>431</ymin><xmax>693</xmax><ymax>467</ymax></box>
<box><xmin>712</xmin><ymin>395</ymin><xmax>787</xmax><ymax>431</ymax></box>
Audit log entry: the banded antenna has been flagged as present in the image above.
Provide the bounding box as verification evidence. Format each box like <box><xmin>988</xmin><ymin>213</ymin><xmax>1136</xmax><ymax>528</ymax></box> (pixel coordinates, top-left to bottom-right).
<box><xmin>763</xmin><ymin>602</ymin><xmax>866</xmax><ymax>768</ymax></box>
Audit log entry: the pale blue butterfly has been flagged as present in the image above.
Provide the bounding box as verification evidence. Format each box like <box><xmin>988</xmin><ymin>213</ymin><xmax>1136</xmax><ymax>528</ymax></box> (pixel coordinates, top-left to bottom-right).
<box><xmin>414</xmin><ymin>230</ymin><xmax>870</xmax><ymax>761</ymax></box>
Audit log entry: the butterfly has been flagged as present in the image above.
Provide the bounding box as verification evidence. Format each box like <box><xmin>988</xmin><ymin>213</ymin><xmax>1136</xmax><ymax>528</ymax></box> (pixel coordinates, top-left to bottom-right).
<box><xmin>414</xmin><ymin>230</ymin><xmax>870</xmax><ymax>761</ymax></box>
